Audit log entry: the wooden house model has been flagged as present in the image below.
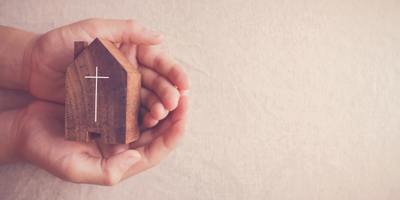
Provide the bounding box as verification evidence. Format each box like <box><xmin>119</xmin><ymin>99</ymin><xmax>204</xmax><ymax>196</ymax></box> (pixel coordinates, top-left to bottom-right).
<box><xmin>65</xmin><ymin>38</ymin><xmax>141</xmax><ymax>144</ymax></box>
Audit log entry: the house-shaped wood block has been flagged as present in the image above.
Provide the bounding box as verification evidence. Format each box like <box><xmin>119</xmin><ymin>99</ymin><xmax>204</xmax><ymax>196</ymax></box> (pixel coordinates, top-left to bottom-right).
<box><xmin>65</xmin><ymin>38</ymin><xmax>141</xmax><ymax>144</ymax></box>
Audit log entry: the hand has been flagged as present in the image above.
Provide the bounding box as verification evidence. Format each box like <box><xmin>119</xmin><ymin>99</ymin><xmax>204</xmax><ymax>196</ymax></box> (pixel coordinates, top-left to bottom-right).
<box><xmin>1</xmin><ymin>19</ymin><xmax>190</xmax><ymax>185</ymax></box>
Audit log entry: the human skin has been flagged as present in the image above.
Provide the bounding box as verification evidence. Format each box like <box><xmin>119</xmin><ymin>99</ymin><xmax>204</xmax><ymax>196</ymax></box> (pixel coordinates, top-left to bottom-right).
<box><xmin>0</xmin><ymin>19</ymin><xmax>191</xmax><ymax>186</ymax></box>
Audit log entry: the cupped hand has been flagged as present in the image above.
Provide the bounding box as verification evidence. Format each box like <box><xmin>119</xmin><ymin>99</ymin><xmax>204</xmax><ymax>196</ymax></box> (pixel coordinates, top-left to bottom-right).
<box><xmin>15</xmin><ymin>19</ymin><xmax>190</xmax><ymax>185</ymax></box>
<box><xmin>18</xmin><ymin>94</ymin><xmax>189</xmax><ymax>186</ymax></box>
<box><xmin>27</xmin><ymin>18</ymin><xmax>189</xmax><ymax>120</ymax></box>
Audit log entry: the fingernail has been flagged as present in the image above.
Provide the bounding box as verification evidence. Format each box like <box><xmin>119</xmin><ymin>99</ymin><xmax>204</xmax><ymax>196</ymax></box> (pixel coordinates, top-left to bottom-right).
<box><xmin>122</xmin><ymin>156</ymin><xmax>140</xmax><ymax>171</ymax></box>
<box><xmin>146</xmin><ymin>30</ymin><xmax>162</xmax><ymax>36</ymax></box>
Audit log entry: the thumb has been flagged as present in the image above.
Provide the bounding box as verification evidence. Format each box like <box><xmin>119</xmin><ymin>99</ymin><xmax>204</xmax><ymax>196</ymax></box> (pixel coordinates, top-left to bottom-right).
<box><xmin>69</xmin><ymin>18</ymin><xmax>165</xmax><ymax>45</ymax></box>
<box><xmin>67</xmin><ymin>149</ymin><xmax>141</xmax><ymax>186</ymax></box>
<box><xmin>101</xmin><ymin>150</ymin><xmax>141</xmax><ymax>186</ymax></box>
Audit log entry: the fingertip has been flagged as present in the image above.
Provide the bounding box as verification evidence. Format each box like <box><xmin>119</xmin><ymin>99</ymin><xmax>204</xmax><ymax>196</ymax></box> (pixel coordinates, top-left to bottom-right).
<box><xmin>181</xmin><ymin>75</ymin><xmax>191</xmax><ymax>91</ymax></box>
<box><xmin>186</xmin><ymin>77</ymin><xmax>192</xmax><ymax>90</ymax></box>
<box><xmin>162</xmin><ymin>89</ymin><xmax>180</xmax><ymax>111</ymax></box>
<box><xmin>98</xmin><ymin>150</ymin><xmax>141</xmax><ymax>186</ymax></box>
<box><xmin>170</xmin><ymin>64</ymin><xmax>191</xmax><ymax>90</ymax></box>
<box><xmin>127</xmin><ymin>149</ymin><xmax>141</xmax><ymax>159</ymax></box>
<box><xmin>151</xmin><ymin>102</ymin><xmax>168</xmax><ymax>120</ymax></box>
<box><xmin>145</xmin><ymin>30</ymin><xmax>165</xmax><ymax>39</ymax></box>
<box><xmin>179</xmin><ymin>95</ymin><xmax>191</xmax><ymax>111</ymax></box>
<box><xmin>121</xmin><ymin>150</ymin><xmax>141</xmax><ymax>171</ymax></box>
<box><xmin>180</xmin><ymin>89</ymin><xmax>190</xmax><ymax>97</ymax></box>
<box><xmin>143</xmin><ymin>30</ymin><xmax>165</xmax><ymax>45</ymax></box>
<box><xmin>142</xmin><ymin>111</ymin><xmax>159</xmax><ymax>128</ymax></box>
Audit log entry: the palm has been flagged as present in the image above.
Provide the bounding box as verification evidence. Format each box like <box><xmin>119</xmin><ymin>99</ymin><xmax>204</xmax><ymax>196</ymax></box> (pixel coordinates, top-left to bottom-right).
<box><xmin>19</xmin><ymin>100</ymin><xmax>102</xmax><ymax>181</ymax></box>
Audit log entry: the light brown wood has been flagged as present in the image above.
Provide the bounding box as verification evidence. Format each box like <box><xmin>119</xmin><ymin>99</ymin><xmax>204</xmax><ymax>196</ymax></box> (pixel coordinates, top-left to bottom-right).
<box><xmin>65</xmin><ymin>38</ymin><xmax>141</xmax><ymax>144</ymax></box>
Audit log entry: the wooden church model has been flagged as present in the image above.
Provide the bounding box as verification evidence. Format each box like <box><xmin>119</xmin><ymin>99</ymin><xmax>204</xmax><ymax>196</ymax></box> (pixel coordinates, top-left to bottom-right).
<box><xmin>65</xmin><ymin>38</ymin><xmax>141</xmax><ymax>144</ymax></box>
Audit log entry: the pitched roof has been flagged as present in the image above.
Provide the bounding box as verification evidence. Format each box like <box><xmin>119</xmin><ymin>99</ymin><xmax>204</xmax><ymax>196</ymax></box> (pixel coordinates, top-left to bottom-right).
<box><xmin>89</xmin><ymin>38</ymin><xmax>139</xmax><ymax>74</ymax></box>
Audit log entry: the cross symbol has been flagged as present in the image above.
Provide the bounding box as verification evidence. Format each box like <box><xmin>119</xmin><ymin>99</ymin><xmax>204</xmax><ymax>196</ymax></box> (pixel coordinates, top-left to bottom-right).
<box><xmin>85</xmin><ymin>66</ymin><xmax>109</xmax><ymax>122</ymax></box>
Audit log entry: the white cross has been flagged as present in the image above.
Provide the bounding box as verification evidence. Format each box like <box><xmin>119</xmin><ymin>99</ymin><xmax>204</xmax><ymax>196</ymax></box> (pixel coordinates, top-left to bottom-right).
<box><xmin>85</xmin><ymin>66</ymin><xmax>109</xmax><ymax>122</ymax></box>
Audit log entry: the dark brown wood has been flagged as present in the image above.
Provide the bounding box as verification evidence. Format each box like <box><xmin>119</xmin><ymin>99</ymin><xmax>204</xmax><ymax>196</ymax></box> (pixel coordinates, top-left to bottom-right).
<box><xmin>65</xmin><ymin>38</ymin><xmax>141</xmax><ymax>144</ymax></box>
<box><xmin>74</xmin><ymin>41</ymin><xmax>88</xmax><ymax>59</ymax></box>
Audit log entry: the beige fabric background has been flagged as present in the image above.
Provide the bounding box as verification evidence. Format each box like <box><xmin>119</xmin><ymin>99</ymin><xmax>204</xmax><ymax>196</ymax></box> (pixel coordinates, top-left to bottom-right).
<box><xmin>1</xmin><ymin>0</ymin><xmax>400</xmax><ymax>199</ymax></box>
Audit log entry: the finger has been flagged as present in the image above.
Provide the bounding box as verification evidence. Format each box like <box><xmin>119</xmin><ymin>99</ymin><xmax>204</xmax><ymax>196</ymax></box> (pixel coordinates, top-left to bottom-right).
<box><xmin>137</xmin><ymin>45</ymin><xmax>191</xmax><ymax>90</ymax></box>
<box><xmin>119</xmin><ymin>43</ymin><xmax>168</xmax><ymax>121</ymax></box>
<box><xmin>119</xmin><ymin>43</ymin><xmax>138</xmax><ymax>68</ymax></box>
<box><xmin>180</xmin><ymin>89</ymin><xmax>190</xmax><ymax>97</ymax></box>
<box><xmin>119</xmin><ymin>43</ymin><xmax>169</xmax><ymax>120</ymax></box>
<box><xmin>118</xmin><ymin>43</ymin><xmax>170</xmax><ymax>120</ymax></box>
<box><xmin>130</xmin><ymin>95</ymin><xmax>190</xmax><ymax>150</ymax></box>
<box><xmin>68</xmin><ymin>18</ymin><xmax>164</xmax><ymax>46</ymax></box>
<box><xmin>139</xmin><ymin>65</ymin><xmax>180</xmax><ymax>111</ymax></box>
<box><xmin>140</xmin><ymin>87</ymin><xmax>168</xmax><ymax>120</ymax></box>
<box><xmin>65</xmin><ymin>150</ymin><xmax>141</xmax><ymax>186</ymax></box>
<box><xmin>140</xmin><ymin>107</ymin><xmax>159</xmax><ymax>128</ymax></box>
<box><xmin>121</xmin><ymin>96</ymin><xmax>190</xmax><ymax>180</ymax></box>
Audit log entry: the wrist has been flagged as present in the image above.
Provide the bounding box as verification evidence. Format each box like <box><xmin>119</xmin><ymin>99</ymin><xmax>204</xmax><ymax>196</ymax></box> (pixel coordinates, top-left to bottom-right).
<box><xmin>0</xmin><ymin>108</ymin><xmax>28</xmax><ymax>165</ymax></box>
<box><xmin>0</xmin><ymin>26</ymin><xmax>38</xmax><ymax>91</ymax></box>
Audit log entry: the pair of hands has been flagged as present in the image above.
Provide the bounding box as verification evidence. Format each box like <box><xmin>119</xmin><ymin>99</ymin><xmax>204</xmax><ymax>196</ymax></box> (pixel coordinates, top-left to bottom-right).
<box><xmin>0</xmin><ymin>19</ymin><xmax>190</xmax><ymax>185</ymax></box>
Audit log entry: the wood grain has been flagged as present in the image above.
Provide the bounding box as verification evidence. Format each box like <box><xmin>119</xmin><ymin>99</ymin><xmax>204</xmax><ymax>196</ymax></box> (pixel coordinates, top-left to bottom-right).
<box><xmin>74</xmin><ymin>41</ymin><xmax>88</xmax><ymax>59</ymax></box>
<box><xmin>65</xmin><ymin>38</ymin><xmax>141</xmax><ymax>144</ymax></box>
